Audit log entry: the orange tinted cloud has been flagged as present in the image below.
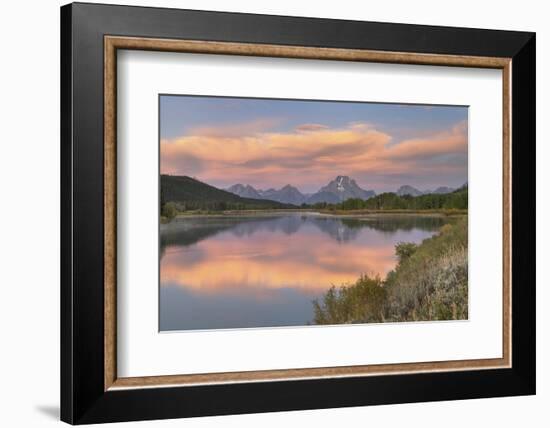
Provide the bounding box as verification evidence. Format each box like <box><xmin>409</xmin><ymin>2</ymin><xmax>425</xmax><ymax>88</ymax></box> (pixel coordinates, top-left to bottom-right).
<box><xmin>161</xmin><ymin>120</ymin><xmax>467</xmax><ymax>191</ymax></box>
<box><xmin>386</xmin><ymin>121</ymin><xmax>467</xmax><ymax>160</ymax></box>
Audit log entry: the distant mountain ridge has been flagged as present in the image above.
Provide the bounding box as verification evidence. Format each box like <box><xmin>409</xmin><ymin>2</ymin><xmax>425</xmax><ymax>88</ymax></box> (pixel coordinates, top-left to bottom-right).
<box><xmin>161</xmin><ymin>175</ymin><xmax>466</xmax><ymax>214</ymax></box>
<box><xmin>227</xmin><ymin>183</ymin><xmax>307</xmax><ymax>205</ymax></box>
<box><xmin>396</xmin><ymin>185</ymin><xmax>423</xmax><ymax>197</ymax></box>
<box><xmin>227</xmin><ymin>176</ymin><xmax>376</xmax><ymax>205</ymax></box>
<box><xmin>308</xmin><ymin>176</ymin><xmax>376</xmax><ymax>204</ymax></box>
<box><xmin>227</xmin><ymin>176</ymin><xmax>460</xmax><ymax>204</ymax></box>
<box><xmin>170</xmin><ymin>174</ymin><xmax>464</xmax><ymax>208</ymax></box>
<box><xmin>433</xmin><ymin>186</ymin><xmax>455</xmax><ymax>194</ymax></box>
<box><xmin>397</xmin><ymin>184</ymin><xmax>457</xmax><ymax>197</ymax></box>
<box><xmin>265</xmin><ymin>184</ymin><xmax>307</xmax><ymax>205</ymax></box>
<box><xmin>226</xmin><ymin>184</ymin><xmax>263</xmax><ymax>199</ymax></box>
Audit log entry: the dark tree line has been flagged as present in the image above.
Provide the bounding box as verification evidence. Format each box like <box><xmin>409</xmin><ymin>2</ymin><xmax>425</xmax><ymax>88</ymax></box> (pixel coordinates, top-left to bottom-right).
<box><xmin>324</xmin><ymin>188</ymin><xmax>468</xmax><ymax>211</ymax></box>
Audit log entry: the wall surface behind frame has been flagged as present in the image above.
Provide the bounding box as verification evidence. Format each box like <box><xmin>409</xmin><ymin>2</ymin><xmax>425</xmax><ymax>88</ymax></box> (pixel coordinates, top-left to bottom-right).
<box><xmin>0</xmin><ymin>0</ymin><xmax>545</xmax><ymax>427</ymax></box>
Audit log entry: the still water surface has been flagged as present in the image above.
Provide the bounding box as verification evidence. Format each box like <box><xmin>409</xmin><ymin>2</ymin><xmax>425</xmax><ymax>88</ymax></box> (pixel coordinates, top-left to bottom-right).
<box><xmin>160</xmin><ymin>213</ymin><xmax>449</xmax><ymax>331</ymax></box>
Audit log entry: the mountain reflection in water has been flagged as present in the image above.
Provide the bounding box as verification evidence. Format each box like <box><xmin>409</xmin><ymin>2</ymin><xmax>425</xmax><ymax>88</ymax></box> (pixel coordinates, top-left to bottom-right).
<box><xmin>160</xmin><ymin>213</ymin><xmax>450</xmax><ymax>331</ymax></box>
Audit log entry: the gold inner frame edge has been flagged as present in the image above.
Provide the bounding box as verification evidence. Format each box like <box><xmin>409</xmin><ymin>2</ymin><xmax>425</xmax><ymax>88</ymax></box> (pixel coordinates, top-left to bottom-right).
<box><xmin>104</xmin><ymin>36</ymin><xmax>512</xmax><ymax>391</ymax></box>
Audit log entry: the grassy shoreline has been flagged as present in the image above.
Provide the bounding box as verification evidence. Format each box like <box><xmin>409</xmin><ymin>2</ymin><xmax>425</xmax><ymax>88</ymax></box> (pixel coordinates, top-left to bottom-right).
<box><xmin>313</xmin><ymin>216</ymin><xmax>468</xmax><ymax>324</ymax></box>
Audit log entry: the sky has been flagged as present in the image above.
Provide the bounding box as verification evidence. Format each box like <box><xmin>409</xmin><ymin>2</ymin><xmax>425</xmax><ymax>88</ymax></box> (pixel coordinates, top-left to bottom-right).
<box><xmin>160</xmin><ymin>95</ymin><xmax>468</xmax><ymax>193</ymax></box>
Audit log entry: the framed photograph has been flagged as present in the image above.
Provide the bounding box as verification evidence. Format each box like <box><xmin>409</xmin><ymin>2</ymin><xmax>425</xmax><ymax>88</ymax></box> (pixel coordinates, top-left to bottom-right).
<box><xmin>61</xmin><ymin>2</ymin><xmax>535</xmax><ymax>424</ymax></box>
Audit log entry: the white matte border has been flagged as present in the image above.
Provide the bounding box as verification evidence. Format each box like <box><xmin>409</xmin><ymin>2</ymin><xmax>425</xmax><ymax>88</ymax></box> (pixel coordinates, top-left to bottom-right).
<box><xmin>117</xmin><ymin>50</ymin><xmax>503</xmax><ymax>378</ymax></box>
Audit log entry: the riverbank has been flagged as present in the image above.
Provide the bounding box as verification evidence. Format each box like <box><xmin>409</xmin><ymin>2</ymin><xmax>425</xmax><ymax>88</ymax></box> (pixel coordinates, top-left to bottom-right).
<box><xmin>317</xmin><ymin>208</ymin><xmax>466</xmax><ymax>216</ymax></box>
<box><xmin>161</xmin><ymin>208</ymin><xmax>467</xmax><ymax>223</ymax></box>
<box><xmin>312</xmin><ymin>216</ymin><xmax>468</xmax><ymax>324</ymax></box>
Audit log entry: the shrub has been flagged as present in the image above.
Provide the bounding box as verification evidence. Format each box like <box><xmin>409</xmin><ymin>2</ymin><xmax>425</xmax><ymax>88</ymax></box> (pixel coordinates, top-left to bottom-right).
<box><xmin>161</xmin><ymin>202</ymin><xmax>178</xmax><ymax>220</ymax></box>
<box><xmin>313</xmin><ymin>275</ymin><xmax>386</xmax><ymax>325</ymax></box>
<box><xmin>395</xmin><ymin>242</ymin><xmax>418</xmax><ymax>263</ymax></box>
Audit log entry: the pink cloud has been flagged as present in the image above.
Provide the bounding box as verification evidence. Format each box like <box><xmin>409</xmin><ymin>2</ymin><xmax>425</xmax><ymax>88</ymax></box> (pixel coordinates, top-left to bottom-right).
<box><xmin>295</xmin><ymin>123</ymin><xmax>329</xmax><ymax>133</ymax></box>
<box><xmin>161</xmin><ymin>120</ymin><xmax>467</xmax><ymax>192</ymax></box>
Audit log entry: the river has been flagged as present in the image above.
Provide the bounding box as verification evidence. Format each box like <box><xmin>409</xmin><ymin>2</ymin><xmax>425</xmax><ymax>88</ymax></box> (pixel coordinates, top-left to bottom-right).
<box><xmin>159</xmin><ymin>213</ymin><xmax>450</xmax><ymax>331</ymax></box>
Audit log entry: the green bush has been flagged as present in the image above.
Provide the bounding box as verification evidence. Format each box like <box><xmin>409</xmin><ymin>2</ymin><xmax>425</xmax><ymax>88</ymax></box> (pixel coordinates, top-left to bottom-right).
<box><xmin>161</xmin><ymin>202</ymin><xmax>178</xmax><ymax>220</ymax></box>
<box><xmin>395</xmin><ymin>242</ymin><xmax>418</xmax><ymax>263</ymax></box>
<box><xmin>313</xmin><ymin>275</ymin><xmax>386</xmax><ymax>325</ymax></box>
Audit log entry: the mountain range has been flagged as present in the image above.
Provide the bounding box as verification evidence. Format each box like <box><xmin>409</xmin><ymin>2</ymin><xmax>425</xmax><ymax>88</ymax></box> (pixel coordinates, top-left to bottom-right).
<box><xmin>227</xmin><ymin>176</ymin><xmax>376</xmax><ymax>205</ymax></box>
<box><xmin>396</xmin><ymin>184</ymin><xmax>463</xmax><ymax>197</ymax></box>
<box><xmin>162</xmin><ymin>174</ymin><xmax>464</xmax><ymax>209</ymax></box>
<box><xmin>227</xmin><ymin>176</ymin><xmax>460</xmax><ymax>205</ymax></box>
<box><xmin>226</xmin><ymin>183</ymin><xmax>308</xmax><ymax>205</ymax></box>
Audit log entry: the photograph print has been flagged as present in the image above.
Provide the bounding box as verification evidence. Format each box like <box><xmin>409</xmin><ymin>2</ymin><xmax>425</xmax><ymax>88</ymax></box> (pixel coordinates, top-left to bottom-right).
<box><xmin>159</xmin><ymin>95</ymin><xmax>468</xmax><ymax>332</ymax></box>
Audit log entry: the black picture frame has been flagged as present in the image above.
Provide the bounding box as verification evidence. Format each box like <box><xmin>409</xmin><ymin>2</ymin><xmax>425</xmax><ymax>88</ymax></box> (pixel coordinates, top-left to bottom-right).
<box><xmin>61</xmin><ymin>2</ymin><xmax>535</xmax><ymax>424</ymax></box>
